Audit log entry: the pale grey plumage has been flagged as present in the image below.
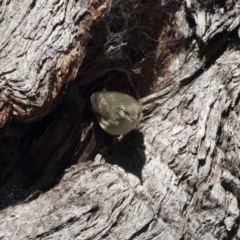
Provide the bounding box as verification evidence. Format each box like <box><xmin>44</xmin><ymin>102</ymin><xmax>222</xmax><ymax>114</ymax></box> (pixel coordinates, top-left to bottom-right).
<box><xmin>91</xmin><ymin>91</ymin><xmax>142</xmax><ymax>135</ymax></box>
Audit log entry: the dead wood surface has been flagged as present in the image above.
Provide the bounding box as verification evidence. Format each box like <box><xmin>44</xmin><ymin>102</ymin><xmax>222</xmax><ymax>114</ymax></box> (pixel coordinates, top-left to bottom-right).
<box><xmin>1</xmin><ymin>0</ymin><xmax>240</xmax><ymax>239</ymax></box>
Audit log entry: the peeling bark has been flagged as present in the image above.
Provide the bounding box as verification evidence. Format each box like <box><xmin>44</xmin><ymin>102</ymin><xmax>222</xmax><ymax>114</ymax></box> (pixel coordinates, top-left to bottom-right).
<box><xmin>1</xmin><ymin>0</ymin><xmax>240</xmax><ymax>239</ymax></box>
<box><xmin>0</xmin><ymin>0</ymin><xmax>110</xmax><ymax>125</ymax></box>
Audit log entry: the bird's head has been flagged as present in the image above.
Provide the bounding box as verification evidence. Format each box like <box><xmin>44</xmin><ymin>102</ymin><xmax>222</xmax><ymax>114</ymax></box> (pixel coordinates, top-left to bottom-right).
<box><xmin>117</xmin><ymin>104</ymin><xmax>142</xmax><ymax>125</ymax></box>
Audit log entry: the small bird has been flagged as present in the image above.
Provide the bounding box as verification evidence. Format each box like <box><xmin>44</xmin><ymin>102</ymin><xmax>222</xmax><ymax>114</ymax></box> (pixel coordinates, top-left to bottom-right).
<box><xmin>91</xmin><ymin>91</ymin><xmax>142</xmax><ymax>135</ymax></box>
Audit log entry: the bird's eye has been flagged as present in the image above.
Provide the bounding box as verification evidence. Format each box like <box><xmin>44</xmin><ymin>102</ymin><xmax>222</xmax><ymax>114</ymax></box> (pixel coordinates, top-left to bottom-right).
<box><xmin>123</xmin><ymin>109</ymin><xmax>130</xmax><ymax>116</ymax></box>
<box><xmin>118</xmin><ymin>108</ymin><xmax>129</xmax><ymax>117</ymax></box>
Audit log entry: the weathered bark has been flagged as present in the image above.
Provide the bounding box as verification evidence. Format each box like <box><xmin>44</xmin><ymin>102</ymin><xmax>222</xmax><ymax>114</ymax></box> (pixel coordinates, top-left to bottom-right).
<box><xmin>1</xmin><ymin>0</ymin><xmax>240</xmax><ymax>239</ymax></box>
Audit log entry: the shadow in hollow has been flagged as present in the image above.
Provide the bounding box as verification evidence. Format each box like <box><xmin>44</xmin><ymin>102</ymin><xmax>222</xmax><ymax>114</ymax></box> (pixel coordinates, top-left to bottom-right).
<box><xmin>0</xmin><ymin>84</ymin><xmax>85</xmax><ymax>210</ymax></box>
<box><xmin>102</xmin><ymin>130</ymin><xmax>146</xmax><ymax>182</ymax></box>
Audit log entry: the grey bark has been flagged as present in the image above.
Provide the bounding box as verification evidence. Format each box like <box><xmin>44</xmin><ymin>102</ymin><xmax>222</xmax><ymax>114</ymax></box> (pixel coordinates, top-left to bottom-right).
<box><xmin>1</xmin><ymin>0</ymin><xmax>240</xmax><ymax>239</ymax></box>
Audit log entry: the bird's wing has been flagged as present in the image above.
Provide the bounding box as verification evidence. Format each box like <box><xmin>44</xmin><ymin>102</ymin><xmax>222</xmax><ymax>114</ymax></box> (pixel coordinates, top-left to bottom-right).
<box><xmin>90</xmin><ymin>92</ymin><xmax>101</xmax><ymax>117</ymax></box>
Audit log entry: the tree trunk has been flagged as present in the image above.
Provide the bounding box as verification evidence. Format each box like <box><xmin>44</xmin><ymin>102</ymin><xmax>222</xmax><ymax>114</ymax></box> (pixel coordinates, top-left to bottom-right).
<box><xmin>1</xmin><ymin>0</ymin><xmax>240</xmax><ymax>239</ymax></box>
